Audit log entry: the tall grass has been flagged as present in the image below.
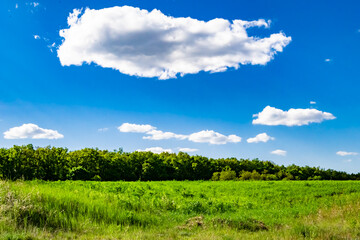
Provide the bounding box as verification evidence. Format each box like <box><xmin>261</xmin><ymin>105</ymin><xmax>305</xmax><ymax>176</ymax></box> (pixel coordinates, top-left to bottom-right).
<box><xmin>1</xmin><ymin>180</ymin><xmax>360</xmax><ymax>239</ymax></box>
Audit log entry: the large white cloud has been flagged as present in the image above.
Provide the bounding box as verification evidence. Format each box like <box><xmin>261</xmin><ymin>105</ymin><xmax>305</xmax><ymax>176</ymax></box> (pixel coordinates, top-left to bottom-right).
<box><xmin>271</xmin><ymin>149</ymin><xmax>286</xmax><ymax>156</ymax></box>
<box><xmin>336</xmin><ymin>151</ymin><xmax>358</xmax><ymax>157</ymax></box>
<box><xmin>247</xmin><ymin>133</ymin><xmax>274</xmax><ymax>143</ymax></box>
<box><xmin>4</xmin><ymin>123</ymin><xmax>64</xmax><ymax>139</ymax></box>
<box><xmin>57</xmin><ymin>6</ymin><xmax>291</xmax><ymax>79</ymax></box>
<box><xmin>252</xmin><ymin>106</ymin><xmax>335</xmax><ymax>126</ymax></box>
<box><xmin>118</xmin><ymin>123</ymin><xmax>156</xmax><ymax>133</ymax></box>
<box><xmin>118</xmin><ymin>123</ymin><xmax>241</xmax><ymax>145</ymax></box>
<box><xmin>188</xmin><ymin>130</ymin><xmax>241</xmax><ymax>145</ymax></box>
<box><xmin>137</xmin><ymin>147</ymin><xmax>173</xmax><ymax>154</ymax></box>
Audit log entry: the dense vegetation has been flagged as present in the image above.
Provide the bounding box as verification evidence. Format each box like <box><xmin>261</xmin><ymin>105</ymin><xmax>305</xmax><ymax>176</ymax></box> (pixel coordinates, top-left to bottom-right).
<box><xmin>1</xmin><ymin>180</ymin><xmax>360</xmax><ymax>239</ymax></box>
<box><xmin>0</xmin><ymin>144</ymin><xmax>358</xmax><ymax>181</ymax></box>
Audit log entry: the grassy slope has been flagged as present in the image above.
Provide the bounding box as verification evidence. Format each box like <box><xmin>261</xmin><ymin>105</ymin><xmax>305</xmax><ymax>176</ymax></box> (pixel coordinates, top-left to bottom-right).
<box><xmin>1</xmin><ymin>180</ymin><xmax>360</xmax><ymax>239</ymax></box>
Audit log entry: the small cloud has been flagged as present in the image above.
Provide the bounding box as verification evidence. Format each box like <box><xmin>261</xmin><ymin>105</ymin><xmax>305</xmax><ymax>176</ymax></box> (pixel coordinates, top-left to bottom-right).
<box><xmin>137</xmin><ymin>147</ymin><xmax>173</xmax><ymax>154</ymax></box>
<box><xmin>178</xmin><ymin>148</ymin><xmax>198</xmax><ymax>153</ymax></box>
<box><xmin>188</xmin><ymin>130</ymin><xmax>241</xmax><ymax>145</ymax></box>
<box><xmin>336</xmin><ymin>151</ymin><xmax>358</xmax><ymax>157</ymax></box>
<box><xmin>118</xmin><ymin>123</ymin><xmax>156</xmax><ymax>133</ymax></box>
<box><xmin>310</xmin><ymin>101</ymin><xmax>316</xmax><ymax>105</ymax></box>
<box><xmin>247</xmin><ymin>133</ymin><xmax>274</xmax><ymax>143</ymax></box>
<box><xmin>252</xmin><ymin>106</ymin><xmax>335</xmax><ymax>126</ymax></box>
<box><xmin>98</xmin><ymin>128</ymin><xmax>109</xmax><ymax>132</ymax></box>
<box><xmin>15</xmin><ymin>3</ymin><xmax>19</xmax><ymax>9</ymax></box>
<box><xmin>143</xmin><ymin>130</ymin><xmax>188</xmax><ymax>140</ymax></box>
<box><xmin>324</xmin><ymin>59</ymin><xmax>331</xmax><ymax>62</ymax></box>
<box><xmin>34</xmin><ymin>35</ymin><xmax>40</xmax><ymax>40</ymax></box>
<box><xmin>4</xmin><ymin>123</ymin><xmax>64</xmax><ymax>139</ymax></box>
<box><xmin>271</xmin><ymin>149</ymin><xmax>287</xmax><ymax>156</ymax></box>
<box><xmin>344</xmin><ymin>159</ymin><xmax>352</xmax><ymax>163</ymax></box>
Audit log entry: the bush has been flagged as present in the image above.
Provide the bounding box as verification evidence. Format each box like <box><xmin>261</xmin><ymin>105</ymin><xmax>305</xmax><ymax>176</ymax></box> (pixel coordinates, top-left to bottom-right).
<box><xmin>239</xmin><ymin>171</ymin><xmax>252</xmax><ymax>181</ymax></box>
<box><xmin>219</xmin><ymin>170</ymin><xmax>237</xmax><ymax>181</ymax></box>
<box><xmin>250</xmin><ymin>170</ymin><xmax>261</xmax><ymax>180</ymax></box>
<box><xmin>211</xmin><ymin>172</ymin><xmax>221</xmax><ymax>181</ymax></box>
<box><xmin>265</xmin><ymin>174</ymin><xmax>278</xmax><ymax>181</ymax></box>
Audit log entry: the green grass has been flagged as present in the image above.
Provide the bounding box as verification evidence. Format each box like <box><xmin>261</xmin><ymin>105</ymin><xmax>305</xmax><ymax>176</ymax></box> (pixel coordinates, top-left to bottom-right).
<box><xmin>1</xmin><ymin>180</ymin><xmax>360</xmax><ymax>239</ymax></box>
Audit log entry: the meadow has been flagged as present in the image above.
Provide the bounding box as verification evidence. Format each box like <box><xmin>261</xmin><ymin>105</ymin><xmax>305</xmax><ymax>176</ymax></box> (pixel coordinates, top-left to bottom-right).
<box><xmin>1</xmin><ymin>180</ymin><xmax>360</xmax><ymax>239</ymax></box>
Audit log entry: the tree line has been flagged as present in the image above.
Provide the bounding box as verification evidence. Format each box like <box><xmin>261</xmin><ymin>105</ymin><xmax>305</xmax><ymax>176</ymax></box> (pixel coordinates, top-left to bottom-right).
<box><xmin>0</xmin><ymin>144</ymin><xmax>358</xmax><ymax>181</ymax></box>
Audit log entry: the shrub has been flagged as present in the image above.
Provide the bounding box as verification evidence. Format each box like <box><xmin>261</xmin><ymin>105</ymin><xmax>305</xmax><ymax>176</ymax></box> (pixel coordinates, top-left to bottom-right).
<box><xmin>219</xmin><ymin>170</ymin><xmax>237</xmax><ymax>181</ymax></box>
<box><xmin>211</xmin><ymin>172</ymin><xmax>221</xmax><ymax>181</ymax></box>
<box><xmin>250</xmin><ymin>170</ymin><xmax>261</xmax><ymax>180</ymax></box>
<box><xmin>239</xmin><ymin>171</ymin><xmax>252</xmax><ymax>181</ymax></box>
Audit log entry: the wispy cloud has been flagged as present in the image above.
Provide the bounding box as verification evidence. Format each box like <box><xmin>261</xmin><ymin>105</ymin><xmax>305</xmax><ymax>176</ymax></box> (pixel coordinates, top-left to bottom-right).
<box><xmin>58</xmin><ymin>6</ymin><xmax>291</xmax><ymax>79</ymax></box>
<box><xmin>336</xmin><ymin>151</ymin><xmax>358</xmax><ymax>157</ymax></box>
<box><xmin>98</xmin><ymin>128</ymin><xmax>109</xmax><ymax>132</ymax></box>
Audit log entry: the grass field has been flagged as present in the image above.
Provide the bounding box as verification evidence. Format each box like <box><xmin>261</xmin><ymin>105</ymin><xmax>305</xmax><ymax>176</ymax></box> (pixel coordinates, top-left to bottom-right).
<box><xmin>1</xmin><ymin>180</ymin><xmax>360</xmax><ymax>239</ymax></box>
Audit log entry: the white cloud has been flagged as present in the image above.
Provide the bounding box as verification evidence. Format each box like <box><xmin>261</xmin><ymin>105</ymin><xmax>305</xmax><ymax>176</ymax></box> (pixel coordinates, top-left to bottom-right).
<box><xmin>188</xmin><ymin>130</ymin><xmax>241</xmax><ymax>145</ymax></box>
<box><xmin>118</xmin><ymin>123</ymin><xmax>241</xmax><ymax>145</ymax></box>
<box><xmin>57</xmin><ymin>6</ymin><xmax>291</xmax><ymax>79</ymax></box>
<box><xmin>118</xmin><ymin>123</ymin><xmax>156</xmax><ymax>133</ymax></box>
<box><xmin>252</xmin><ymin>106</ymin><xmax>335</xmax><ymax>126</ymax></box>
<box><xmin>4</xmin><ymin>123</ymin><xmax>64</xmax><ymax>139</ymax></box>
<box><xmin>336</xmin><ymin>151</ymin><xmax>358</xmax><ymax>157</ymax></box>
<box><xmin>143</xmin><ymin>130</ymin><xmax>187</xmax><ymax>140</ymax></box>
<box><xmin>15</xmin><ymin>3</ymin><xmax>19</xmax><ymax>9</ymax></box>
<box><xmin>137</xmin><ymin>147</ymin><xmax>199</xmax><ymax>154</ymax></box>
<box><xmin>137</xmin><ymin>147</ymin><xmax>173</xmax><ymax>154</ymax></box>
<box><xmin>34</xmin><ymin>35</ymin><xmax>40</xmax><ymax>40</ymax></box>
<box><xmin>271</xmin><ymin>149</ymin><xmax>286</xmax><ymax>156</ymax></box>
<box><xmin>178</xmin><ymin>148</ymin><xmax>198</xmax><ymax>152</ymax></box>
<box><xmin>247</xmin><ymin>133</ymin><xmax>274</xmax><ymax>143</ymax></box>
<box><xmin>325</xmin><ymin>59</ymin><xmax>331</xmax><ymax>62</ymax></box>
<box><xmin>310</xmin><ymin>101</ymin><xmax>316</xmax><ymax>105</ymax></box>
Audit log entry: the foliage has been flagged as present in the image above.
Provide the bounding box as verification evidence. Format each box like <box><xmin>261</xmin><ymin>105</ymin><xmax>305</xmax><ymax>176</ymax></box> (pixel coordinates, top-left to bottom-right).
<box><xmin>0</xmin><ymin>145</ymin><xmax>358</xmax><ymax>181</ymax></box>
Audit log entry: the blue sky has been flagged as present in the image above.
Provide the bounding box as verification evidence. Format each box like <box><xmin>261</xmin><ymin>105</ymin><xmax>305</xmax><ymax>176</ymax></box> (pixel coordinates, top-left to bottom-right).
<box><xmin>1</xmin><ymin>0</ymin><xmax>360</xmax><ymax>172</ymax></box>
